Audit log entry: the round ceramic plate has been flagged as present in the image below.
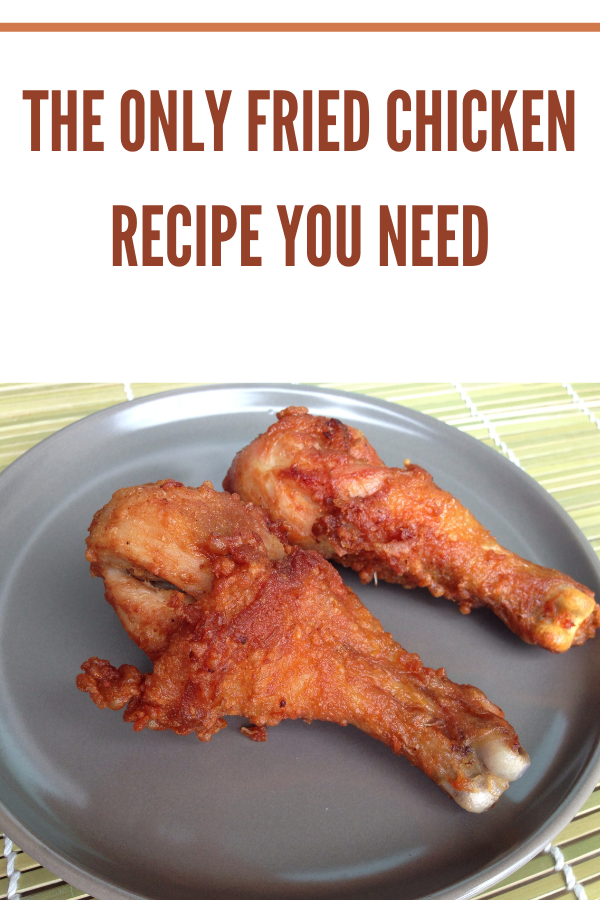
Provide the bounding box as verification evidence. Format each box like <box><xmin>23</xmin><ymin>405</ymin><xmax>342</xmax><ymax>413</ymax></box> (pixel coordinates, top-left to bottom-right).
<box><xmin>1</xmin><ymin>384</ymin><xmax>599</xmax><ymax>900</ymax></box>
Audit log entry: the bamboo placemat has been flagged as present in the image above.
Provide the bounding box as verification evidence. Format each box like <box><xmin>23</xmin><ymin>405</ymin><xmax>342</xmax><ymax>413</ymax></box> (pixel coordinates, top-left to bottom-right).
<box><xmin>1</xmin><ymin>382</ymin><xmax>599</xmax><ymax>900</ymax></box>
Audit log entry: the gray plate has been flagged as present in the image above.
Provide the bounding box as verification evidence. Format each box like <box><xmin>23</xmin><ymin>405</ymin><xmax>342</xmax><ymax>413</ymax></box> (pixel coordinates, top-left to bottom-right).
<box><xmin>1</xmin><ymin>384</ymin><xmax>599</xmax><ymax>900</ymax></box>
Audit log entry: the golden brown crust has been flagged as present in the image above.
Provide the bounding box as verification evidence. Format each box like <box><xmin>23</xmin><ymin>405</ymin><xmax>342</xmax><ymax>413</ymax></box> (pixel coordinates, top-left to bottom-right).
<box><xmin>78</xmin><ymin>480</ymin><xmax>529</xmax><ymax>811</ymax></box>
<box><xmin>85</xmin><ymin>479</ymin><xmax>288</xmax><ymax>658</ymax></box>
<box><xmin>224</xmin><ymin>408</ymin><xmax>598</xmax><ymax>653</ymax></box>
<box><xmin>77</xmin><ymin>658</ymin><xmax>143</xmax><ymax>711</ymax></box>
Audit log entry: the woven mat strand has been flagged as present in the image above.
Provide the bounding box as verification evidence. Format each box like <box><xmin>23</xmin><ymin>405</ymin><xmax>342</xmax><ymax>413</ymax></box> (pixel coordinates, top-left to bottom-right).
<box><xmin>1</xmin><ymin>382</ymin><xmax>599</xmax><ymax>900</ymax></box>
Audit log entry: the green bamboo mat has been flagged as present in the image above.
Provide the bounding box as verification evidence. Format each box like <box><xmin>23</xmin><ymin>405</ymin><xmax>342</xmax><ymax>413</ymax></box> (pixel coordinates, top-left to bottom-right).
<box><xmin>1</xmin><ymin>382</ymin><xmax>600</xmax><ymax>900</ymax></box>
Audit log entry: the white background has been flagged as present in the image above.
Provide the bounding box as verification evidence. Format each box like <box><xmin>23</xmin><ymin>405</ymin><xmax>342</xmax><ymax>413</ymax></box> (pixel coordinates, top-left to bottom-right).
<box><xmin>0</xmin><ymin>5</ymin><xmax>598</xmax><ymax>381</ymax></box>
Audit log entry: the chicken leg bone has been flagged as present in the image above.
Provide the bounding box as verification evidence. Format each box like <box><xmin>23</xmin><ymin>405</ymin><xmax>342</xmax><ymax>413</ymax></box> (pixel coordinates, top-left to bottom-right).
<box><xmin>78</xmin><ymin>480</ymin><xmax>529</xmax><ymax>812</ymax></box>
<box><xmin>224</xmin><ymin>407</ymin><xmax>599</xmax><ymax>653</ymax></box>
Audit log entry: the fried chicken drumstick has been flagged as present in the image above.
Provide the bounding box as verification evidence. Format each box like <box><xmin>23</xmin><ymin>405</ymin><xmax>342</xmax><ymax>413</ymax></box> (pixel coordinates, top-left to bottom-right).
<box><xmin>224</xmin><ymin>407</ymin><xmax>599</xmax><ymax>654</ymax></box>
<box><xmin>78</xmin><ymin>480</ymin><xmax>529</xmax><ymax>813</ymax></box>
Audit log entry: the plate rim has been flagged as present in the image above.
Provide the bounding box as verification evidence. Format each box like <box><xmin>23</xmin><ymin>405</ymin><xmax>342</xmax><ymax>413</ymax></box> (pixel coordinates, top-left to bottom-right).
<box><xmin>0</xmin><ymin>382</ymin><xmax>599</xmax><ymax>900</ymax></box>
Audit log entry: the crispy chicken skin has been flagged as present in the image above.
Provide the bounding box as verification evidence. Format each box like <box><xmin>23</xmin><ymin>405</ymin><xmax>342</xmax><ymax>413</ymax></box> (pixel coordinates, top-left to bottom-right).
<box><xmin>78</xmin><ymin>480</ymin><xmax>529</xmax><ymax>813</ymax></box>
<box><xmin>84</xmin><ymin>479</ymin><xmax>287</xmax><ymax>658</ymax></box>
<box><xmin>224</xmin><ymin>407</ymin><xmax>599</xmax><ymax>654</ymax></box>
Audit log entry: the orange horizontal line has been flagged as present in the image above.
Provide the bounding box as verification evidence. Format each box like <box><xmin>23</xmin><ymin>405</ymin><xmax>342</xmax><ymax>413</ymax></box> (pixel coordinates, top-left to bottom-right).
<box><xmin>0</xmin><ymin>22</ymin><xmax>599</xmax><ymax>33</ymax></box>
